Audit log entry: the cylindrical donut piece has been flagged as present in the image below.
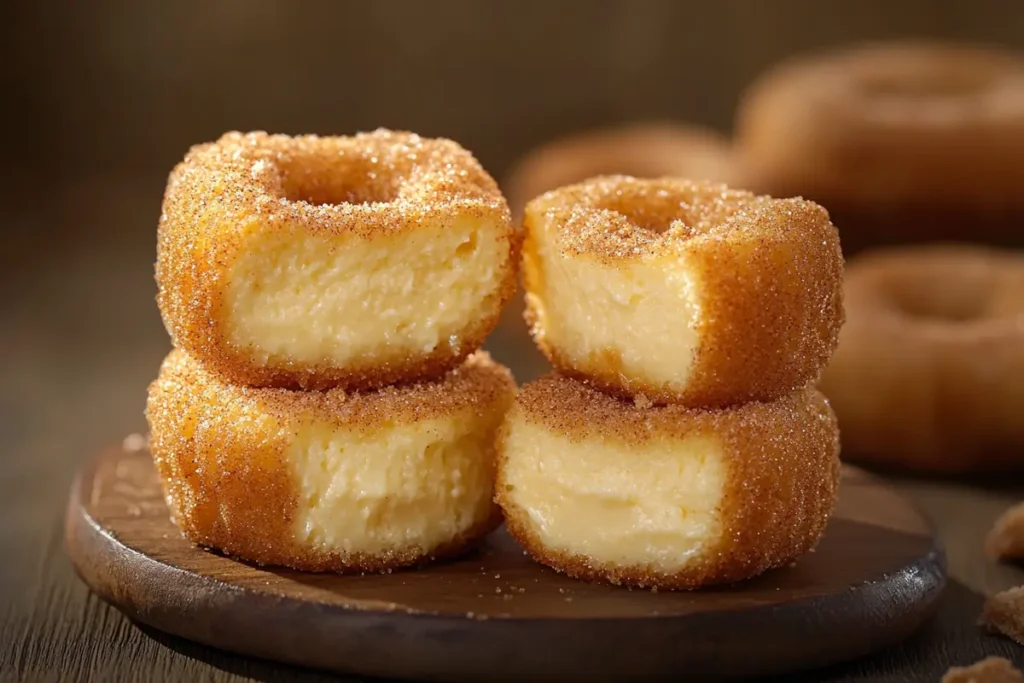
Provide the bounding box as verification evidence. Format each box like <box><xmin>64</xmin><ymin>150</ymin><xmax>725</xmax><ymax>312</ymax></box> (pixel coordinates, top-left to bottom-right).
<box><xmin>819</xmin><ymin>244</ymin><xmax>1024</xmax><ymax>473</ymax></box>
<box><xmin>146</xmin><ymin>349</ymin><xmax>516</xmax><ymax>572</ymax></box>
<box><xmin>522</xmin><ymin>176</ymin><xmax>844</xmax><ymax>407</ymax></box>
<box><xmin>496</xmin><ymin>375</ymin><xmax>841</xmax><ymax>589</ymax></box>
<box><xmin>504</xmin><ymin>122</ymin><xmax>738</xmax><ymax>221</ymax></box>
<box><xmin>735</xmin><ymin>42</ymin><xmax>1024</xmax><ymax>253</ymax></box>
<box><xmin>157</xmin><ymin>130</ymin><xmax>518</xmax><ymax>390</ymax></box>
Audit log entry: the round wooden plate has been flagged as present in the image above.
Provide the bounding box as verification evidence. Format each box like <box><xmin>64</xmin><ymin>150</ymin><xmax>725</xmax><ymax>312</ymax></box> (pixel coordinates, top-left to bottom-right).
<box><xmin>66</xmin><ymin>443</ymin><xmax>945</xmax><ymax>682</ymax></box>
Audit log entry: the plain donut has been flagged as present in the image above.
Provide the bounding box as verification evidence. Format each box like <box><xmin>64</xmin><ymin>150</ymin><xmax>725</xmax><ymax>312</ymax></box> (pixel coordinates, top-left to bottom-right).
<box><xmin>819</xmin><ymin>244</ymin><xmax>1024</xmax><ymax>472</ymax></box>
<box><xmin>735</xmin><ymin>43</ymin><xmax>1024</xmax><ymax>252</ymax></box>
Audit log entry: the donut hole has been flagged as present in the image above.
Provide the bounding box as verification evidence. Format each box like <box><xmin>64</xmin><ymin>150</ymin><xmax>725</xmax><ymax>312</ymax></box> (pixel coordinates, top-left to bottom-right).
<box><xmin>278</xmin><ymin>152</ymin><xmax>400</xmax><ymax>206</ymax></box>
<box><xmin>598</xmin><ymin>196</ymin><xmax>697</xmax><ymax>236</ymax></box>
<box><xmin>888</xmin><ymin>284</ymin><xmax>988</xmax><ymax>323</ymax></box>
<box><xmin>588</xmin><ymin>181</ymin><xmax>745</xmax><ymax>239</ymax></box>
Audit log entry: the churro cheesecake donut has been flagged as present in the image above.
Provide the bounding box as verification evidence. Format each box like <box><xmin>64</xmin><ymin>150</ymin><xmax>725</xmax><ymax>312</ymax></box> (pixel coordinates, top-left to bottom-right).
<box><xmin>819</xmin><ymin>244</ymin><xmax>1024</xmax><ymax>473</ymax></box>
<box><xmin>522</xmin><ymin>176</ymin><xmax>844</xmax><ymax>407</ymax></box>
<box><xmin>504</xmin><ymin>122</ymin><xmax>738</xmax><ymax>220</ymax></box>
<box><xmin>146</xmin><ymin>349</ymin><xmax>515</xmax><ymax>572</ymax></box>
<box><xmin>496</xmin><ymin>375</ymin><xmax>841</xmax><ymax>590</ymax></box>
<box><xmin>157</xmin><ymin>130</ymin><xmax>518</xmax><ymax>390</ymax></box>
<box><xmin>735</xmin><ymin>42</ymin><xmax>1024</xmax><ymax>252</ymax></box>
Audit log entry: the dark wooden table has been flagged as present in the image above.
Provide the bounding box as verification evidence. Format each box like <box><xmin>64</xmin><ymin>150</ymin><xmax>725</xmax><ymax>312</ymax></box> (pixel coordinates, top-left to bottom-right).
<box><xmin>3</xmin><ymin>180</ymin><xmax>1024</xmax><ymax>682</ymax></box>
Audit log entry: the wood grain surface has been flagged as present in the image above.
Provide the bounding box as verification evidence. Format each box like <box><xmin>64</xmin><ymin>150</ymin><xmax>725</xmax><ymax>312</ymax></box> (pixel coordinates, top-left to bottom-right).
<box><xmin>65</xmin><ymin>448</ymin><xmax>944</xmax><ymax>681</ymax></box>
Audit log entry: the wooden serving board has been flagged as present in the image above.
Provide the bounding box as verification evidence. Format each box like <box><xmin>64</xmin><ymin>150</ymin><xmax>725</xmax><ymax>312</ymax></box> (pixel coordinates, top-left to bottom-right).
<box><xmin>66</xmin><ymin>444</ymin><xmax>945</xmax><ymax>682</ymax></box>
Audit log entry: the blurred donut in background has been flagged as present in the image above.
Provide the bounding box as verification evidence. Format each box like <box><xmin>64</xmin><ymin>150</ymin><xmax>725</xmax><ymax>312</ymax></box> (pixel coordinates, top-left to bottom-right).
<box><xmin>503</xmin><ymin>122</ymin><xmax>739</xmax><ymax>222</ymax></box>
<box><xmin>819</xmin><ymin>244</ymin><xmax>1024</xmax><ymax>473</ymax></box>
<box><xmin>734</xmin><ymin>42</ymin><xmax>1024</xmax><ymax>255</ymax></box>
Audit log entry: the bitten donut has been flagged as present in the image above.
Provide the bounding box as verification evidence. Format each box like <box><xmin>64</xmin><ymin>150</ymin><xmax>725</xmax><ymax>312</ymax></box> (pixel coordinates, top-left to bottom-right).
<box><xmin>522</xmin><ymin>176</ymin><xmax>844</xmax><ymax>407</ymax></box>
<box><xmin>146</xmin><ymin>349</ymin><xmax>515</xmax><ymax>572</ymax></box>
<box><xmin>496</xmin><ymin>375</ymin><xmax>841</xmax><ymax>590</ymax></box>
<box><xmin>504</xmin><ymin>123</ymin><xmax>737</xmax><ymax>220</ymax></box>
<box><xmin>735</xmin><ymin>42</ymin><xmax>1024</xmax><ymax>252</ymax></box>
<box><xmin>157</xmin><ymin>130</ymin><xmax>517</xmax><ymax>390</ymax></box>
<box><xmin>819</xmin><ymin>245</ymin><xmax>1024</xmax><ymax>472</ymax></box>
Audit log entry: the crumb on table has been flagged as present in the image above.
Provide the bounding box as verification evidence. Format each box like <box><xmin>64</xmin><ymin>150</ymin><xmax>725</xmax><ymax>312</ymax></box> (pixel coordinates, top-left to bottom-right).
<box><xmin>982</xmin><ymin>586</ymin><xmax>1024</xmax><ymax>645</ymax></box>
<box><xmin>942</xmin><ymin>656</ymin><xmax>1023</xmax><ymax>683</ymax></box>
<box><xmin>986</xmin><ymin>502</ymin><xmax>1024</xmax><ymax>561</ymax></box>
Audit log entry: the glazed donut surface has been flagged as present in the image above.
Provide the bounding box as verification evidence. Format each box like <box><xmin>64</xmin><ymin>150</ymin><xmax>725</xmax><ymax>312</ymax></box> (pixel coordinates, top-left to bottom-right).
<box><xmin>496</xmin><ymin>375</ymin><xmax>841</xmax><ymax>589</ymax></box>
<box><xmin>522</xmin><ymin>175</ymin><xmax>844</xmax><ymax>407</ymax></box>
<box><xmin>819</xmin><ymin>244</ymin><xmax>1024</xmax><ymax>472</ymax></box>
<box><xmin>157</xmin><ymin>129</ymin><xmax>517</xmax><ymax>390</ymax></box>
<box><xmin>146</xmin><ymin>349</ymin><xmax>515</xmax><ymax>572</ymax></box>
<box><xmin>735</xmin><ymin>42</ymin><xmax>1024</xmax><ymax>207</ymax></box>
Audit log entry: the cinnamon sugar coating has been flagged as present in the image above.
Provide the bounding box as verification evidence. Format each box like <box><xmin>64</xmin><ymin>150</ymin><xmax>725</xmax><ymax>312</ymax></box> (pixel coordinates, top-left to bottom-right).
<box><xmin>983</xmin><ymin>586</ymin><xmax>1024</xmax><ymax>646</ymax></box>
<box><xmin>819</xmin><ymin>244</ymin><xmax>1024</xmax><ymax>472</ymax></box>
<box><xmin>496</xmin><ymin>375</ymin><xmax>841</xmax><ymax>589</ymax></box>
<box><xmin>736</xmin><ymin>42</ymin><xmax>1024</xmax><ymax>207</ymax></box>
<box><xmin>987</xmin><ymin>502</ymin><xmax>1024</xmax><ymax>561</ymax></box>
<box><xmin>942</xmin><ymin>657</ymin><xmax>1024</xmax><ymax>683</ymax></box>
<box><xmin>146</xmin><ymin>349</ymin><xmax>515</xmax><ymax>573</ymax></box>
<box><xmin>157</xmin><ymin>129</ymin><xmax>517</xmax><ymax>390</ymax></box>
<box><xmin>523</xmin><ymin>176</ymin><xmax>844</xmax><ymax>407</ymax></box>
<box><xmin>504</xmin><ymin>123</ymin><xmax>738</xmax><ymax>220</ymax></box>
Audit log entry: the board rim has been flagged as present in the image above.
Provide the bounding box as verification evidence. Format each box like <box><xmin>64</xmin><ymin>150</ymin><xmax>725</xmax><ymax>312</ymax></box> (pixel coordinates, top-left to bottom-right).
<box><xmin>65</xmin><ymin>447</ymin><xmax>947</xmax><ymax>681</ymax></box>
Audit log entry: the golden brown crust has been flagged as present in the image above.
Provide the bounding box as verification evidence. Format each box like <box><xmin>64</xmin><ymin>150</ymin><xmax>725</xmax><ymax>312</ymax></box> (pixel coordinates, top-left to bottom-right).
<box><xmin>156</xmin><ymin>129</ymin><xmax>517</xmax><ymax>390</ymax></box>
<box><xmin>942</xmin><ymin>657</ymin><xmax>1024</xmax><ymax>683</ymax></box>
<box><xmin>736</xmin><ymin>42</ymin><xmax>1024</xmax><ymax>207</ymax></box>
<box><xmin>819</xmin><ymin>244</ymin><xmax>1024</xmax><ymax>472</ymax></box>
<box><xmin>982</xmin><ymin>586</ymin><xmax>1024</xmax><ymax>646</ymax></box>
<box><xmin>987</xmin><ymin>503</ymin><xmax>1024</xmax><ymax>561</ymax></box>
<box><xmin>523</xmin><ymin>175</ymin><xmax>844</xmax><ymax>407</ymax></box>
<box><xmin>146</xmin><ymin>349</ymin><xmax>514</xmax><ymax>572</ymax></box>
<box><xmin>504</xmin><ymin>122</ymin><xmax>738</xmax><ymax>220</ymax></box>
<box><xmin>495</xmin><ymin>375</ymin><xmax>841</xmax><ymax>590</ymax></box>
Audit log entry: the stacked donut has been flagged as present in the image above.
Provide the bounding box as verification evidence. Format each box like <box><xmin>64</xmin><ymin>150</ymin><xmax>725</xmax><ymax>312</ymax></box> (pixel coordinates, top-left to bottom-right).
<box><xmin>496</xmin><ymin>175</ymin><xmax>846</xmax><ymax>589</ymax></box>
<box><xmin>146</xmin><ymin>130</ymin><xmax>519</xmax><ymax>572</ymax></box>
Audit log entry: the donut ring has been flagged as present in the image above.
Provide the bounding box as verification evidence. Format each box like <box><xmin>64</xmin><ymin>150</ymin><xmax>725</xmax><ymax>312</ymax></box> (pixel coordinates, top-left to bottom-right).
<box><xmin>522</xmin><ymin>176</ymin><xmax>844</xmax><ymax>407</ymax></box>
<box><xmin>735</xmin><ymin>43</ymin><xmax>1024</xmax><ymax>251</ymax></box>
<box><xmin>157</xmin><ymin>130</ymin><xmax>518</xmax><ymax>390</ymax></box>
<box><xmin>736</xmin><ymin>42</ymin><xmax>1024</xmax><ymax>204</ymax></box>
<box><xmin>496</xmin><ymin>375</ymin><xmax>841</xmax><ymax>590</ymax></box>
<box><xmin>504</xmin><ymin>122</ymin><xmax>737</xmax><ymax>220</ymax></box>
<box><xmin>819</xmin><ymin>244</ymin><xmax>1024</xmax><ymax>473</ymax></box>
<box><xmin>146</xmin><ymin>349</ymin><xmax>515</xmax><ymax>572</ymax></box>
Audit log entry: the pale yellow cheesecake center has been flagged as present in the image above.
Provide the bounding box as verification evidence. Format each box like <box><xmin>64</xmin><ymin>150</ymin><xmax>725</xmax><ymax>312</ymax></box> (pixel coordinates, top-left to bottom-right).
<box><xmin>289</xmin><ymin>411</ymin><xmax>496</xmax><ymax>556</ymax></box>
<box><xmin>501</xmin><ymin>421</ymin><xmax>726</xmax><ymax>571</ymax></box>
<box><xmin>529</xmin><ymin>225</ymin><xmax>700</xmax><ymax>389</ymax></box>
<box><xmin>226</xmin><ymin>215</ymin><xmax>507</xmax><ymax>366</ymax></box>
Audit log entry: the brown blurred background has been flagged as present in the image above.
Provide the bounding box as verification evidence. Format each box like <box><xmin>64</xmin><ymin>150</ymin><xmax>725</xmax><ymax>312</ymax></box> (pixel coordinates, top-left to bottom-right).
<box><xmin>5</xmin><ymin>0</ymin><xmax>1024</xmax><ymax>677</ymax></box>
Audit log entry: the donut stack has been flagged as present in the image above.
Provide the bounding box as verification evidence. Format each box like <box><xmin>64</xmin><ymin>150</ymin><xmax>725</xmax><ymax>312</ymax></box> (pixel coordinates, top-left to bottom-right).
<box><xmin>146</xmin><ymin>130</ymin><xmax>519</xmax><ymax>572</ymax></box>
<box><xmin>496</xmin><ymin>175</ymin><xmax>846</xmax><ymax>590</ymax></box>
